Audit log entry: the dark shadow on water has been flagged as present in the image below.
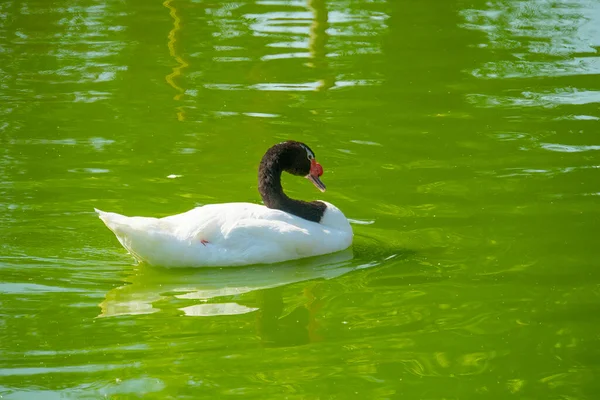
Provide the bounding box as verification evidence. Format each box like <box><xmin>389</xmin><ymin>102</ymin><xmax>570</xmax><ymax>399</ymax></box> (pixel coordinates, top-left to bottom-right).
<box><xmin>254</xmin><ymin>286</ymin><xmax>315</xmax><ymax>347</ymax></box>
<box><xmin>353</xmin><ymin>232</ymin><xmax>418</xmax><ymax>263</ymax></box>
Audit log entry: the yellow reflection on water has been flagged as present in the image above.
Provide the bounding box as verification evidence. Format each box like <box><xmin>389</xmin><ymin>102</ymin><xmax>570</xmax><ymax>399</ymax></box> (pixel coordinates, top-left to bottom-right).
<box><xmin>163</xmin><ymin>0</ymin><xmax>188</xmax><ymax>121</ymax></box>
<box><xmin>307</xmin><ymin>0</ymin><xmax>335</xmax><ymax>91</ymax></box>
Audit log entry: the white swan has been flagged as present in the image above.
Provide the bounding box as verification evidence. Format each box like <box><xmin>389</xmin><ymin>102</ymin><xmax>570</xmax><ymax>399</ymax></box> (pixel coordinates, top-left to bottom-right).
<box><xmin>96</xmin><ymin>141</ymin><xmax>353</xmax><ymax>267</ymax></box>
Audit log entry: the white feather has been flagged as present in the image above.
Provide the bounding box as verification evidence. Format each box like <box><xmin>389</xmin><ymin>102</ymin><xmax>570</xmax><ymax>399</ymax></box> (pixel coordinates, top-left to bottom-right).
<box><xmin>95</xmin><ymin>201</ymin><xmax>353</xmax><ymax>267</ymax></box>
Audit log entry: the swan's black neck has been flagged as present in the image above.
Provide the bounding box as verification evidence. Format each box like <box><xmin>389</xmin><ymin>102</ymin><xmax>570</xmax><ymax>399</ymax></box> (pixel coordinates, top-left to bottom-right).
<box><xmin>258</xmin><ymin>144</ymin><xmax>326</xmax><ymax>223</ymax></box>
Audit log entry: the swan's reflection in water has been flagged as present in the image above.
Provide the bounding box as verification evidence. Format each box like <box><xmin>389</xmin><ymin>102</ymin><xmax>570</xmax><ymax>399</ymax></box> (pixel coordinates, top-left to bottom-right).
<box><xmin>99</xmin><ymin>248</ymin><xmax>369</xmax><ymax>320</ymax></box>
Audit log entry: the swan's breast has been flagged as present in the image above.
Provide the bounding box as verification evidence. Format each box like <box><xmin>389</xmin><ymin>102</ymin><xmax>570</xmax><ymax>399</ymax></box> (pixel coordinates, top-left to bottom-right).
<box><xmin>319</xmin><ymin>201</ymin><xmax>353</xmax><ymax>233</ymax></box>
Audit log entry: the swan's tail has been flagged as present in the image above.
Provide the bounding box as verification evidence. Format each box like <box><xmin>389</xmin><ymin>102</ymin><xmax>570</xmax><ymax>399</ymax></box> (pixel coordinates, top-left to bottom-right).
<box><xmin>95</xmin><ymin>208</ymin><xmax>163</xmax><ymax>263</ymax></box>
<box><xmin>95</xmin><ymin>208</ymin><xmax>130</xmax><ymax>231</ymax></box>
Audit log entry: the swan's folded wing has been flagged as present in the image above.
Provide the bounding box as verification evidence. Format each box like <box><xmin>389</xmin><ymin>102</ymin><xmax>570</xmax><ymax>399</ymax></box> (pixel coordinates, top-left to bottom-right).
<box><xmin>221</xmin><ymin>218</ymin><xmax>317</xmax><ymax>261</ymax></box>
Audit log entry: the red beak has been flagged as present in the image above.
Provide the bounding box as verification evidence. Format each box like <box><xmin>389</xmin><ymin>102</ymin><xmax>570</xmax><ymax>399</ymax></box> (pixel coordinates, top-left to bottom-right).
<box><xmin>306</xmin><ymin>160</ymin><xmax>326</xmax><ymax>192</ymax></box>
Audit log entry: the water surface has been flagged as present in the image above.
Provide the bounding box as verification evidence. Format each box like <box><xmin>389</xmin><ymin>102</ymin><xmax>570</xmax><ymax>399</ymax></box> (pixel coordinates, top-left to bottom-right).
<box><xmin>1</xmin><ymin>0</ymin><xmax>599</xmax><ymax>398</ymax></box>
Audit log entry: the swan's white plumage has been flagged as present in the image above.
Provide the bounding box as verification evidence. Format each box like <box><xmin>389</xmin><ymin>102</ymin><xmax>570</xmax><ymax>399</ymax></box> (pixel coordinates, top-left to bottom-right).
<box><xmin>95</xmin><ymin>202</ymin><xmax>353</xmax><ymax>267</ymax></box>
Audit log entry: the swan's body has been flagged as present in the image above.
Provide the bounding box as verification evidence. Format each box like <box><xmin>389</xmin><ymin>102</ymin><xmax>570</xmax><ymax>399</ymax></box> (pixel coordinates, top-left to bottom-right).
<box><xmin>96</xmin><ymin>141</ymin><xmax>353</xmax><ymax>267</ymax></box>
<box><xmin>96</xmin><ymin>201</ymin><xmax>352</xmax><ymax>267</ymax></box>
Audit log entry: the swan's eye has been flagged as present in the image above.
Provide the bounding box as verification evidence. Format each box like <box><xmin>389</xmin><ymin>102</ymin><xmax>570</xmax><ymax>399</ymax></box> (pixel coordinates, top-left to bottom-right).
<box><xmin>300</xmin><ymin>143</ymin><xmax>315</xmax><ymax>161</ymax></box>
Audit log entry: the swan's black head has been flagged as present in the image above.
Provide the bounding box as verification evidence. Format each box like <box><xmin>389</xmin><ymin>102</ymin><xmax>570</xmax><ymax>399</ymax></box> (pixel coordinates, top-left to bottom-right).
<box><xmin>265</xmin><ymin>141</ymin><xmax>326</xmax><ymax>192</ymax></box>
<box><xmin>258</xmin><ymin>141</ymin><xmax>328</xmax><ymax>222</ymax></box>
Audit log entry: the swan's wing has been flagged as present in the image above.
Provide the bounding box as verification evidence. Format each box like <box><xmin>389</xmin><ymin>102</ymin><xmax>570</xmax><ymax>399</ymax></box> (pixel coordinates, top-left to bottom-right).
<box><xmin>221</xmin><ymin>218</ymin><xmax>327</xmax><ymax>261</ymax></box>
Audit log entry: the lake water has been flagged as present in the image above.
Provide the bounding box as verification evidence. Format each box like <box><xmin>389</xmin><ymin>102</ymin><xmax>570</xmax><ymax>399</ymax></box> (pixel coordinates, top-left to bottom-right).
<box><xmin>1</xmin><ymin>0</ymin><xmax>599</xmax><ymax>398</ymax></box>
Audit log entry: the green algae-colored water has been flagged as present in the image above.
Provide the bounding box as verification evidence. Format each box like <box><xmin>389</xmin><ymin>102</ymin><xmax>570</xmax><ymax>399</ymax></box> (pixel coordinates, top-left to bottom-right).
<box><xmin>1</xmin><ymin>0</ymin><xmax>600</xmax><ymax>398</ymax></box>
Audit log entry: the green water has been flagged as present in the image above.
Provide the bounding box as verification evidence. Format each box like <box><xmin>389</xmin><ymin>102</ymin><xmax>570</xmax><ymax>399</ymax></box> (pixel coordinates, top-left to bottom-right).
<box><xmin>1</xmin><ymin>0</ymin><xmax>599</xmax><ymax>398</ymax></box>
